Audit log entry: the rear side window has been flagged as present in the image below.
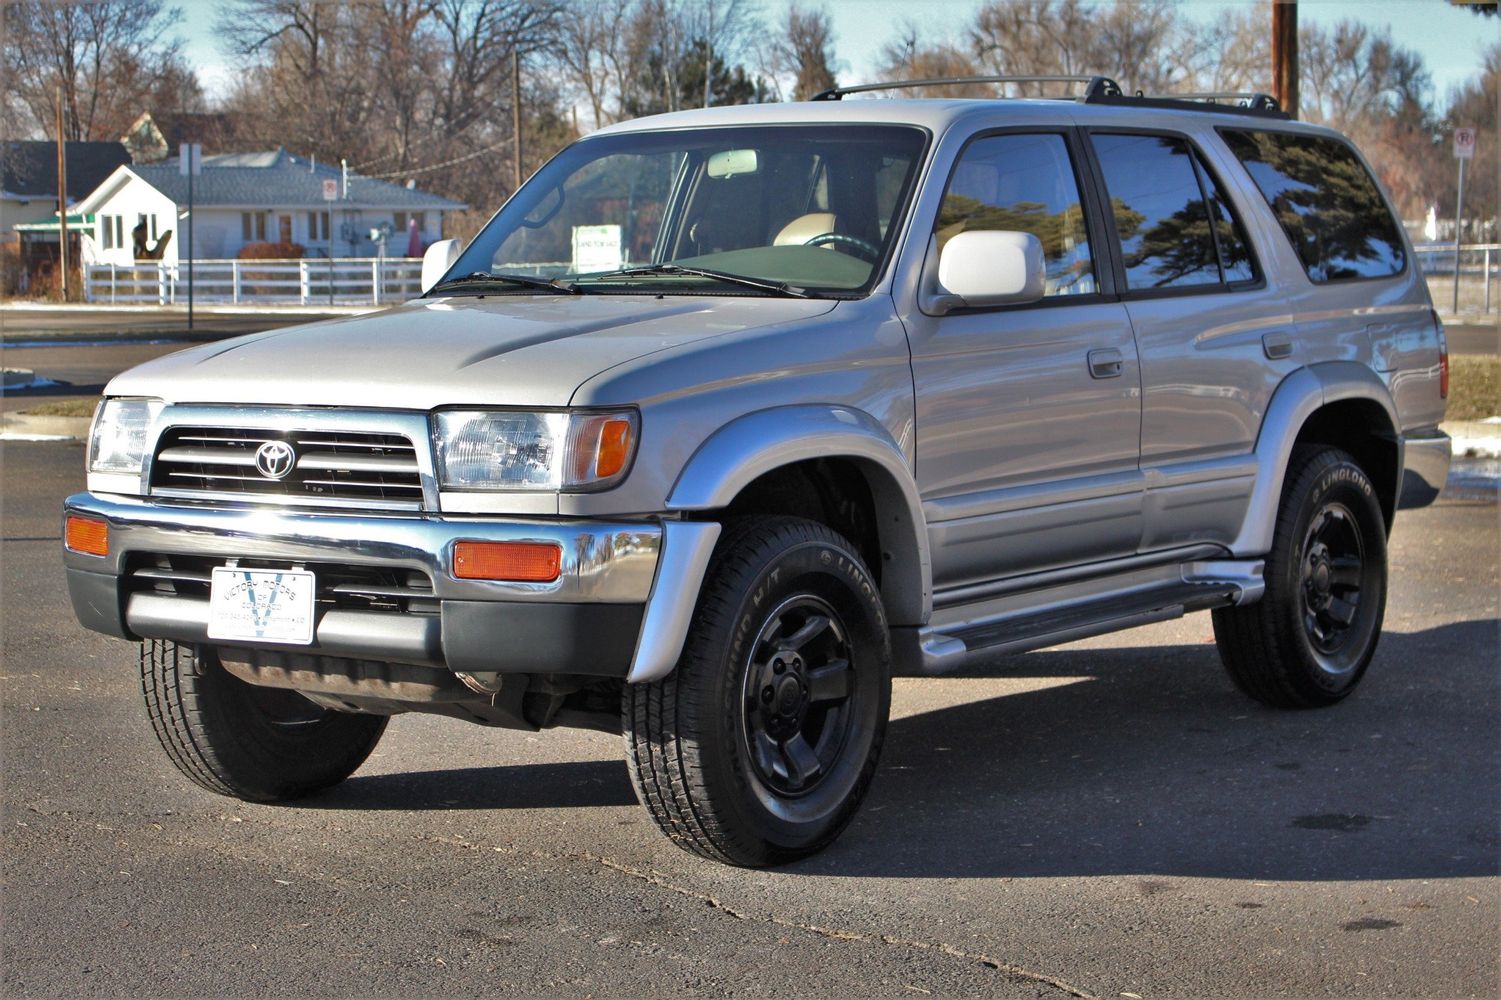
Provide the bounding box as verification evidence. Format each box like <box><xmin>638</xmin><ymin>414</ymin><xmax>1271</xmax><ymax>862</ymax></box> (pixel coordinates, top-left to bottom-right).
<box><xmin>1092</xmin><ymin>133</ymin><xmax>1258</xmax><ymax>292</ymax></box>
<box><xmin>1219</xmin><ymin>129</ymin><xmax>1405</xmax><ymax>282</ymax></box>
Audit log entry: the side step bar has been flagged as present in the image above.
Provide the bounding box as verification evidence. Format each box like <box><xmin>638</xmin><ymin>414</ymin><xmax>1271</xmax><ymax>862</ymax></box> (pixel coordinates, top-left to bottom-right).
<box><xmin>895</xmin><ymin>558</ymin><xmax>1264</xmax><ymax>676</ymax></box>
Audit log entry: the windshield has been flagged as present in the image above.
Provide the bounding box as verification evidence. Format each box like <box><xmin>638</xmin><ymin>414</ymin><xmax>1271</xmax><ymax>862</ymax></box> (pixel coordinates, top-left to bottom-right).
<box><xmin>442</xmin><ymin>124</ymin><xmax>928</xmax><ymax>297</ymax></box>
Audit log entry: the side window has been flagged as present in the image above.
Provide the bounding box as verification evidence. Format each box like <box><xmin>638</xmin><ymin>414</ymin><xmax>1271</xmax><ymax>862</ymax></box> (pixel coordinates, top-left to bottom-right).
<box><xmin>1094</xmin><ymin>134</ymin><xmax>1216</xmax><ymax>290</ymax></box>
<box><xmin>935</xmin><ymin>133</ymin><xmax>1095</xmax><ymax>296</ymax></box>
<box><xmin>1205</xmin><ymin>172</ymin><xmax>1255</xmax><ymax>284</ymax></box>
<box><xmin>1220</xmin><ymin>129</ymin><xmax>1405</xmax><ymax>282</ymax></box>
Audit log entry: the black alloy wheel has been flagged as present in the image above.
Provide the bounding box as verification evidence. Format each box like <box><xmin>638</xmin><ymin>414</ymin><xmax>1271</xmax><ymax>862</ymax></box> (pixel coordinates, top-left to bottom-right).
<box><xmin>740</xmin><ymin>595</ymin><xmax>857</xmax><ymax>798</ymax></box>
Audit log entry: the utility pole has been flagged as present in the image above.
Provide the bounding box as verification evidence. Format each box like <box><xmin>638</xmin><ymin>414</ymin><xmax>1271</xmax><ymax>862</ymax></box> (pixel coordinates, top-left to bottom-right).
<box><xmin>55</xmin><ymin>85</ymin><xmax>69</xmax><ymax>301</ymax></box>
<box><xmin>1271</xmin><ymin>0</ymin><xmax>1299</xmax><ymax>119</ymax></box>
<box><xmin>512</xmin><ymin>47</ymin><xmax>524</xmax><ymax>193</ymax></box>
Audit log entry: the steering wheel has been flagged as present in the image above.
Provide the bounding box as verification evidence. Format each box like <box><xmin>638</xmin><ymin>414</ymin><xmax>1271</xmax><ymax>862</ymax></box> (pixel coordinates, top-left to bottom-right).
<box><xmin>803</xmin><ymin>232</ymin><xmax>882</xmax><ymax>262</ymax></box>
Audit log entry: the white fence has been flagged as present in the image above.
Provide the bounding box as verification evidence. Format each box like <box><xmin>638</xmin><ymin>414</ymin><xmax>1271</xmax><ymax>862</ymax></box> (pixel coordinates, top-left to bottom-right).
<box><xmin>1413</xmin><ymin>242</ymin><xmax>1499</xmax><ymax>313</ymax></box>
<box><xmin>84</xmin><ymin>258</ymin><xmax>424</xmax><ymax>306</ymax></box>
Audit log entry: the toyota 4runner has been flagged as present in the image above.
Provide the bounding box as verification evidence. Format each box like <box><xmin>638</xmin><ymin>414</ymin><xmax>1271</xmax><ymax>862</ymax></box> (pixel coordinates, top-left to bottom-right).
<box><xmin>63</xmin><ymin>77</ymin><xmax>1451</xmax><ymax>867</ymax></box>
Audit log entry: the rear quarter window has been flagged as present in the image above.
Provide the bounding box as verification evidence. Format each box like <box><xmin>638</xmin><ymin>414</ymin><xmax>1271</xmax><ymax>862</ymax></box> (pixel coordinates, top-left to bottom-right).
<box><xmin>1219</xmin><ymin>129</ymin><xmax>1405</xmax><ymax>283</ymax></box>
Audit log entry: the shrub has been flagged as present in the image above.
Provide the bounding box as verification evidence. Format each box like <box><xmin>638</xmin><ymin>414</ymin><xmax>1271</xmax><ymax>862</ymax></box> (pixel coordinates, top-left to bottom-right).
<box><xmin>238</xmin><ymin>241</ymin><xmax>305</xmax><ymax>260</ymax></box>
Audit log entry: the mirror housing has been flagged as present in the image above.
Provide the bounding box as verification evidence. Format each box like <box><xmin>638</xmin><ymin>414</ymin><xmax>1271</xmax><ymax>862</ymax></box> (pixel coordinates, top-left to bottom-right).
<box><xmin>706</xmin><ymin>148</ymin><xmax>760</xmax><ymax>179</ymax></box>
<box><xmin>420</xmin><ymin>239</ymin><xmax>462</xmax><ymax>293</ymax></box>
<box><xmin>933</xmin><ymin>230</ymin><xmax>1046</xmax><ymax>312</ymax></box>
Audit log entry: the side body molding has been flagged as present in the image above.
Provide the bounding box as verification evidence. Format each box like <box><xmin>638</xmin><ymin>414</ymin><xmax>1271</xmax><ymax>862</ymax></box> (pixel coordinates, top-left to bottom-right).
<box><xmin>666</xmin><ymin>405</ymin><xmax>932</xmax><ymax>627</ymax></box>
<box><xmin>1231</xmin><ymin>362</ymin><xmax>1399</xmax><ymax>556</ymax></box>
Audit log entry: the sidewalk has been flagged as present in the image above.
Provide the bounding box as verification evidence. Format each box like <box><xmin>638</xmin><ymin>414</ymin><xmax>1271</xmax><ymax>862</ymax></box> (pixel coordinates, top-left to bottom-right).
<box><xmin>0</xmin><ymin>302</ymin><xmax>375</xmax><ymax>342</ymax></box>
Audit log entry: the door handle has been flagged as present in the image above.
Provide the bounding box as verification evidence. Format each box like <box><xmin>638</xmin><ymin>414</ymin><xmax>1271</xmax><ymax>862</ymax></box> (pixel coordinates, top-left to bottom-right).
<box><xmin>1088</xmin><ymin>348</ymin><xmax>1124</xmax><ymax>379</ymax></box>
<box><xmin>1262</xmin><ymin>332</ymin><xmax>1294</xmax><ymax>360</ymax></box>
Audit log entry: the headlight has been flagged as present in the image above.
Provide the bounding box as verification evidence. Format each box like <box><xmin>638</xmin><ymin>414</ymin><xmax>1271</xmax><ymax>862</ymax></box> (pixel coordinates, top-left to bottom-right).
<box><xmin>88</xmin><ymin>399</ymin><xmax>159</xmax><ymax>475</ymax></box>
<box><xmin>433</xmin><ymin>409</ymin><xmax>638</xmax><ymax>491</ymax></box>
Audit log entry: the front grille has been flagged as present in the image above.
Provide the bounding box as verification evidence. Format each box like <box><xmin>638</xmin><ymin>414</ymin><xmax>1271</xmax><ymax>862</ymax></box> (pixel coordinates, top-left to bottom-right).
<box><xmin>150</xmin><ymin>426</ymin><xmax>423</xmax><ymax>508</ymax></box>
<box><xmin>125</xmin><ymin>553</ymin><xmax>439</xmax><ymax>615</ymax></box>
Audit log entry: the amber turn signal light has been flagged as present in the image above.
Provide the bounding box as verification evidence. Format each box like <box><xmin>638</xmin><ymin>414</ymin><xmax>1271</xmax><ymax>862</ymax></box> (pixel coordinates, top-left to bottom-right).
<box><xmin>65</xmin><ymin>515</ymin><xmax>109</xmax><ymax>557</ymax></box>
<box><xmin>452</xmin><ymin>540</ymin><xmax>562</xmax><ymax>582</ymax></box>
<box><xmin>593</xmin><ymin>417</ymin><xmax>634</xmax><ymax>479</ymax></box>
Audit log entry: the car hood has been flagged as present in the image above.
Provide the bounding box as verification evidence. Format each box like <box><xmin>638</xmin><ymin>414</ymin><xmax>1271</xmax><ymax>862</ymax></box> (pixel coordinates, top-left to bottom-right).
<box><xmin>106</xmin><ymin>295</ymin><xmax>838</xmax><ymax>409</ymax></box>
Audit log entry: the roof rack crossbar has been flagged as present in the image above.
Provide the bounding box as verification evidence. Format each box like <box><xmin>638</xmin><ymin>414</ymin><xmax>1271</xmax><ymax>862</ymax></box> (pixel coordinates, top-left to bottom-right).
<box><xmin>1143</xmin><ymin>91</ymin><xmax>1283</xmax><ymax>112</ymax></box>
<box><xmin>1082</xmin><ymin>87</ymin><xmax>1289</xmax><ymax>119</ymax></box>
<box><xmin>811</xmin><ymin>75</ymin><xmax>1119</xmax><ymax>102</ymax></box>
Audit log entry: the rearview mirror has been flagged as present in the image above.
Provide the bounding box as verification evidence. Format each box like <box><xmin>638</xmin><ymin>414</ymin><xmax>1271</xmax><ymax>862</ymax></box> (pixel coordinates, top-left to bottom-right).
<box><xmin>420</xmin><ymin>239</ymin><xmax>462</xmax><ymax>293</ymax></box>
<box><xmin>706</xmin><ymin>148</ymin><xmax>760</xmax><ymax>179</ymax></box>
<box><xmin>935</xmin><ymin>230</ymin><xmax>1045</xmax><ymax>310</ymax></box>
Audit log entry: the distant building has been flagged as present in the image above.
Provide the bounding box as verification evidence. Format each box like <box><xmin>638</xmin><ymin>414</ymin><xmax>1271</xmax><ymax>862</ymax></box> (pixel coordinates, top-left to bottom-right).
<box><xmin>2</xmin><ymin>140</ymin><xmax>132</xmax><ymax>253</ymax></box>
<box><xmin>119</xmin><ymin>111</ymin><xmax>240</xmax><ymax>164</ymax></box>
<box><xmin>73</xmin><ymin>147</ymin><xmax>466</xmax><ymax>264</ymax></box>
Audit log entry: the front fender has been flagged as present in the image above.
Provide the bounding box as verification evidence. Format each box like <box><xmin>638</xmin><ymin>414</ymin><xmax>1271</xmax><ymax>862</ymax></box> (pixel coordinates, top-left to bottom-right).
<box><xmin>667</xmin><ymin>404</ymin><xmax>931</xmax><ymax>627</ymax></box>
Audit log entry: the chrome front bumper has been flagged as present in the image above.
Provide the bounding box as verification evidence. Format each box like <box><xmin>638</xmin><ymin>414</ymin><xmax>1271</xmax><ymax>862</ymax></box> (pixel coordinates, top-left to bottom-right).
<box><xmin>63</xmin><ymin>492</ymin><xmax>720</xmax><ymax>682</ymax></box>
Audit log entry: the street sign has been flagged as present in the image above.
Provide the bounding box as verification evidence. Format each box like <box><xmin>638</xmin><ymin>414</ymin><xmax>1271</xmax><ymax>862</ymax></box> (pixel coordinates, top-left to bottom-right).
<box><xmin>178</xmin><ymin>142</ymin><xmax>202</xmax><ymax>175</ymax></box>
<box><xmin>1453</xmin><ymin>127</ymin><xmax>1476</xmax><ymax>160</ymax></box>
<box><xmin>322</xmin><ymin>178</ymin><xmax>338</xmax><ymax>201</ymax></box>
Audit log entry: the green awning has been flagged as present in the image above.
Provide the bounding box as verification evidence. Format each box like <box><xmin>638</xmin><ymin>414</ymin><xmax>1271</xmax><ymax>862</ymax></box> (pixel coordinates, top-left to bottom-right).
<box><xmin>12</xmin><ymin>212</ymin><xmax>96</xmax><ymax>233</ymax></box>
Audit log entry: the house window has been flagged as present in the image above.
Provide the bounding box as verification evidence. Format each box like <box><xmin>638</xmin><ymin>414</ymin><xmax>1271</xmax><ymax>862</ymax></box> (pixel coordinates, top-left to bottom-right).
<box><xmin>101</xmin><ymin>217</ymin><xmax>112</xmax><ymax>250</ymax></box>
<box><xmin>241</xmin><ymin>212</ymin><xmax>267</xmax><ymax>242</ymax></box>
<box><xmin>394</xmin><ymin>211</ymin><xmax>426</xmax><ymax>235</ymax></box>
<box><xmin>394</xmin><ymin>211</ymin><xmax>407</xmax><ymax>232</ymax></box>
<box><xmin>306</xmin><ymin>211</ymin><xmax>329</xmax><ymax>242</ymax></box>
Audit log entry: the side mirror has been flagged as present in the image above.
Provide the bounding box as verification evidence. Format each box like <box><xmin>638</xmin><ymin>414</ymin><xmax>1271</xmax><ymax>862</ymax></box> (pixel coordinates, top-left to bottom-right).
<box><xmin>933</xmin><ymin>230</ymin><xmax>1045</xmax><ymax>312</ymax></box>
<box><xmin>421</xmin><ymin>239</ymin><xmax>462</xmax><ymax>293</ymax></box>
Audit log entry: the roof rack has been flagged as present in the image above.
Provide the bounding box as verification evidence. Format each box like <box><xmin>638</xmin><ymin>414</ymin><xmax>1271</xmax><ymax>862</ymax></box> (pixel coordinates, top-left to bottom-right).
<box><xmin>810</xmin><ymin>75</ymin><xmax>1121</xmax><ymax>102</ymax></box>
<box><xmin>809</xmin><ymin>74</ymin><xmax>1290</xmax><ymax>119</ymax></box>
<box><xmin>1084</xmin><ymin>89</ymin><xmax>1290</xmax><ymax>119</ymax></box>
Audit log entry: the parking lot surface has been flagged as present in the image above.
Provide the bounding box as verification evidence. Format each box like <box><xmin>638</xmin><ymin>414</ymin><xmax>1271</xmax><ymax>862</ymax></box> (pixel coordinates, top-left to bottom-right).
<box><xmin>2</xmin><ymin>439</ymin><xmax>1497</xmax><ymax>998</ymax></box>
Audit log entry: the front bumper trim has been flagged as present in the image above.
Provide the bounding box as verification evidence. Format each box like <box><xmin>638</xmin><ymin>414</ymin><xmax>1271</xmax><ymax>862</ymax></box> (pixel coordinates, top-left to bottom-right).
<box><xmin>63</xmin><ymin>492</ymin><xmax>676</xmax><ymax>679</ymax></box>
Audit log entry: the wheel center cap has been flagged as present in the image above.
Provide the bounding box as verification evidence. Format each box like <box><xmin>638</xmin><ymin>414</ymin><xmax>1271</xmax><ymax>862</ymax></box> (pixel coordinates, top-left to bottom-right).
<box><xmin>1313</xmin><ymin>562</ymin><xmax>1331</xmax><ymax>594</ymax></box>
<box><xmin>775</xmin><ymin>677</ymin><xmax>803</xmax><ymax>716</ymax></box>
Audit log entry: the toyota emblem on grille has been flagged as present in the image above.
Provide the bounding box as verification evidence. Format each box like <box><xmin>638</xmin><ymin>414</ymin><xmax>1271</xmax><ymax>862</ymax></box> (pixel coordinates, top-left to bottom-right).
<box><xmin>254</xmin><ymin>440</ymin><xmax>296</xmax><ymax>480</ymax></box>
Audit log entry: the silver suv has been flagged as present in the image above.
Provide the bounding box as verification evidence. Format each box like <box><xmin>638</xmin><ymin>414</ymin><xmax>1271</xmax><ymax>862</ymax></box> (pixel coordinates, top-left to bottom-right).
<box><xmin>63</xmin><ymin>78</ymin><xmax>1451</xmax><ymax>867</ymax></box>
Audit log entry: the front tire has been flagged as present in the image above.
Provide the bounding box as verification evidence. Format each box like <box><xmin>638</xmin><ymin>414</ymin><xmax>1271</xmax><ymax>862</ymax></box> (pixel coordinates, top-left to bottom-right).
<box><xmin>140</xmin><ymin>639</ymin><xmax>388</xmax><ymax>801</ymax></box>
<box><xmin>1213</xmin><ymin>446</ymin><xmax>1388</xmax><ymax>707</ymax></box>
<box><xmin>623</xmin><ymin>517</ymin><xmax>892</xmax><ymax>867</ymax></box>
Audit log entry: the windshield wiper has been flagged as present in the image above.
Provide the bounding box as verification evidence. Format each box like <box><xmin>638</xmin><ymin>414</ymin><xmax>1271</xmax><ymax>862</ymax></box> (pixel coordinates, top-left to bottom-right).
<box><xmin>582</xmin><ymin>264</ymin><xmax>811</xmax><ymax>298</ymax></box>
<box><xmin>429</xmin><ymin>271</ymin><xmax>581</xmax><ymax>295</ymax></box>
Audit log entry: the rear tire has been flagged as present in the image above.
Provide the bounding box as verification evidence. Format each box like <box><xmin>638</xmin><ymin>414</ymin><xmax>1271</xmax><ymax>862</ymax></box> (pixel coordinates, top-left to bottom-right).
<box><xmin>623</xmin><ymin>516</ymin><xmax>891</xmax><ymax>867</ymax></box>
<box><xmin>1213</xmin><ymin>446</ymin><xmax>1388</xmax><ymax>708</ymax></box>
<box><xmin>140</xmin><ymin>639</ymin><xmax>387</xmax><ymax>801</ymax></box>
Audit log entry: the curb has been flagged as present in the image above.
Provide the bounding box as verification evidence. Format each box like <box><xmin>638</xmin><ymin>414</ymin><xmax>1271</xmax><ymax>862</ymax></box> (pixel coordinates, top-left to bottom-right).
<box><xmin>0</xmin><ymin>411</ymin><xmax>91</xmax><ymax>441</ymax></box>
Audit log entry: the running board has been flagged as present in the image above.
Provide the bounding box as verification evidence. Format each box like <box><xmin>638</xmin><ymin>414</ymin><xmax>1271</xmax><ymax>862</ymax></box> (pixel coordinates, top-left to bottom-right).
<box><xmin>894</xmin><ymin>558</ymin><xmax>1264</xmax><ymax>676</ymax></box>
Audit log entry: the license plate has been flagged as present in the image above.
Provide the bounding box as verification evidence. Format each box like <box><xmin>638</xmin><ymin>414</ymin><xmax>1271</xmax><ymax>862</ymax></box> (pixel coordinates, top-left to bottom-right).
<box><xmin>207</xmin><ymin>567</ymin><xmax>316</xmax><ymax>645</ymax></box>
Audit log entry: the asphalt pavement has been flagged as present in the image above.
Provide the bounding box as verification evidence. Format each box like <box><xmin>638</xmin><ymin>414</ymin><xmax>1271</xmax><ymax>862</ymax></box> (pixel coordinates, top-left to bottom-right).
<box><xmin>2</xmin><ymin>439</ymin><xmax>1497</xmax><ymax>998</ymax></box>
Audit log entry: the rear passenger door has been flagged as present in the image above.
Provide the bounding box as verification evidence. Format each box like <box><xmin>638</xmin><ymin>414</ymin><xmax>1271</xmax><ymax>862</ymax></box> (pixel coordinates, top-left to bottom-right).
<box><xmin>907</xmin><ymin>130</ymin><xmax>1143</xmax><ymax>591</ymax></box>
<box><xmin>1087</xmin><ymin>130</ymin><xmax>1292</xmax><ymax>552</ymax></box>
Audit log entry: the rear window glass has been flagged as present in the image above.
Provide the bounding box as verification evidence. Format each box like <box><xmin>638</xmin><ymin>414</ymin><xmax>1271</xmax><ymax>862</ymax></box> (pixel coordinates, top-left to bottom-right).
<box><xmin>1219</xmin><ymin>129</ymin><xmax>1405</xmax><ymax>282</ymax></box>
<box><xmin>1094</xmin><ymin>134</ymin><xmax>1222</xmax><ymax>290</ymax></box>
<box><xmin>1093</xmin><ymin>133</ymin><xmax>1259</xmax><ymax>292</ymax></box>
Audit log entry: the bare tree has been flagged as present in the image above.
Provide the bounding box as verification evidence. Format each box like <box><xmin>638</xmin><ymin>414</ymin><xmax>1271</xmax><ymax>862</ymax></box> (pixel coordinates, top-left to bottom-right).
<box><xmin>553</xmin><ymin>0</ymin><xmax>635</xmax><ymax>127</ymax></box>
<box><xmin>876</xmin><ymin>22</ymin><xmax>987</xmax><ymax>98</ymax></box>
<box><xmin>768</xmin><ymin>2</ymin><xmax>837</xmax><ymax>101</ymax></box>
<box><xmin>2</xmin><ymin>0</ymin><xmax>197</xmax><ymax>140</ymax></box>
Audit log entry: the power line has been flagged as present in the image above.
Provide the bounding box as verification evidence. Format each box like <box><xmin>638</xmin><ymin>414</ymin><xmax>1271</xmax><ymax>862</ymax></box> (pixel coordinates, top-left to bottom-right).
<box><xmin>359</xmin><ymin>135</ymin><xmax>516</xmax><ymax>180</ymax></box>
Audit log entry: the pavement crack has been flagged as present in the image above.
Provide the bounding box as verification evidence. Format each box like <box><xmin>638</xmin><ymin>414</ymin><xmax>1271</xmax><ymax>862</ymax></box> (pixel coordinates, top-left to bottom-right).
<box><xmin>572</xmin><ymin>851</ymin><xmax>1098</xmax><ymax>1000</ymax></box>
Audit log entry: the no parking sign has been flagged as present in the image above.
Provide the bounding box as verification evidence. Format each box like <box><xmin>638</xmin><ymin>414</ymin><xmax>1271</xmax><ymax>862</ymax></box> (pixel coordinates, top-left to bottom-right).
<box><xmin>1453</xmin><ymin>127</ymin><xmax>1476</xmax><ymax>160</ymax></box>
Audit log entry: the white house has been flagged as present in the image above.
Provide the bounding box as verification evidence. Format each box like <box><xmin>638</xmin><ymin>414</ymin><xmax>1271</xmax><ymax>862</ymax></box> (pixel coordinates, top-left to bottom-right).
<box><xmin>73</xmin><ymin>148</ymin><xmax>465</xmax><ymax>265</ymax></box>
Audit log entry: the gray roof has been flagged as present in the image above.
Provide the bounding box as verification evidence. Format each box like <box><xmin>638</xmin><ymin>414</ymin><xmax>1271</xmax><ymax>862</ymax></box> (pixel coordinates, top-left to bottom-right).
<box><xmin>2</xmin><ymin>140</ymin><xmax>131</xmax><ymax>199</ymax></box>
<box><xmin>131</xmin><ymin>148</ymin><xmax>464</xmax><ymax>210</ymax></box>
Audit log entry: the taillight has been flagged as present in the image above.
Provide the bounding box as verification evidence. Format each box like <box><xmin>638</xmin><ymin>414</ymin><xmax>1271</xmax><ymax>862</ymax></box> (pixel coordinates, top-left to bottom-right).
<box><xmin>1433</xmin><ymin>309</ymin><xmax>1449</xmax><ymax>399</ymax></box>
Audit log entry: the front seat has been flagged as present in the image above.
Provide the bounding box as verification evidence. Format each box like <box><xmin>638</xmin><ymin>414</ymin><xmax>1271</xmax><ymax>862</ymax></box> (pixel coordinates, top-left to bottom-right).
<box><xmin>774</xmin><ymin>212</ymin><xmax>839</xmax><ymax>246</ymax></box>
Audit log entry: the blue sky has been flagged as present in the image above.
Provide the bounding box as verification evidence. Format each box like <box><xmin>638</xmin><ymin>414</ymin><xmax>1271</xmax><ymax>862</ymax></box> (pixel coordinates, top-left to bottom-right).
<box><xmin>181</xmin><ymin>0</ymin><xmax>1494</xmax><ymax>106</ymax></box>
